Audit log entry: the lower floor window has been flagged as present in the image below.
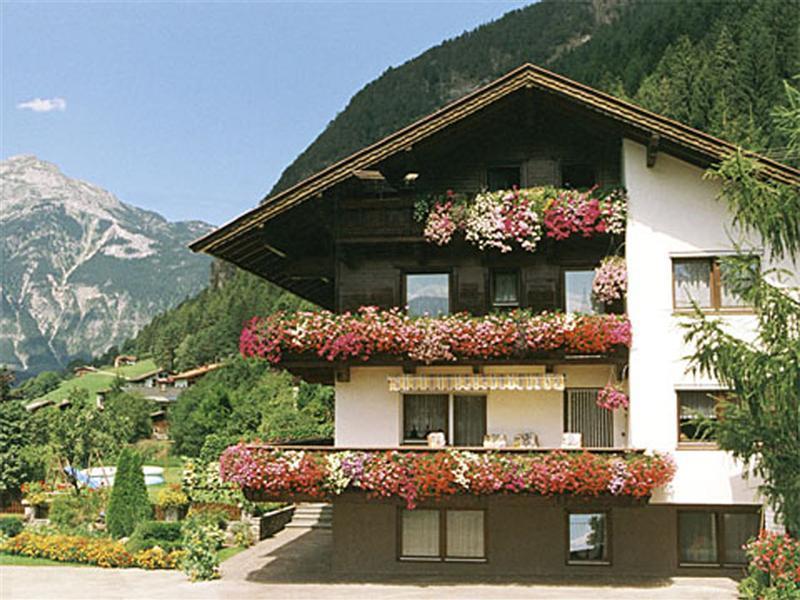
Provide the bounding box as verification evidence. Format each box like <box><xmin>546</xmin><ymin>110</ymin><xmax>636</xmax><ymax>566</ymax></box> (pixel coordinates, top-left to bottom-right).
<box><xmin>678</xmin><ymin>509</ymin><xmax>759</xmax><ymax>566</ymax></box>
<box><xmin>568</xmin><ymin>511</ymin><xmax>609</xmax><ymax>564</ymax></box>
<box><xmin>400</xmin><ymin>508</ymin><xmax>485</xmax><ymax>560</ymax></box>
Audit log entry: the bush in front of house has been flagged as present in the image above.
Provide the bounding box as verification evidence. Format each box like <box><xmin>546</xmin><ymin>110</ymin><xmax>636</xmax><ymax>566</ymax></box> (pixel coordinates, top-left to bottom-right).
<box><xmin>126</xmin><ymin>520</ymin><xmax>183</xmax><ymax>554</ymax></box>
<box><xmin>180</xmin><ymin>516</ymin><xmax>225</xmax><ymax>581</ymax></box>
<box><xmin>739</xmin><ymin>532</ymin><xmax>800</xmax><ymax>600</ymax></box>
<box><xmin>106</xmin><ymin>448</ymin><xmax>152</xmax><ymax>538</ymax></box>
<box><xmin>49</xmin><ymin>488</ymin><xmax>108</xmax><ymax>534</ymax></box>
<box><xmin>1</xmin><ymin>531</ymin><xmax>184</xmax><ymax>569</ymax></box>
<box><xmin>0</xmin><ymin>516</ymin><xmax>23</xmax><ymax>538</ymax></box>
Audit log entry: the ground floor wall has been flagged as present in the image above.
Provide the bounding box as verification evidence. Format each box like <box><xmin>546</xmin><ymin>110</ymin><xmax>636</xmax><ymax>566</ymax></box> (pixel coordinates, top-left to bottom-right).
<box><xmin>332</xmin><ymin>495</ymin><xmax>758</xmax><ymax>578</ymax></box>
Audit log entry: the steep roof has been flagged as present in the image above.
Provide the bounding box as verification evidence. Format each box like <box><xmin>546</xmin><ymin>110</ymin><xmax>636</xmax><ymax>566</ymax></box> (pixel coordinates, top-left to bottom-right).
<box><xmin>191</xmin><ymin>62</ymin><xmax>799</xmax><ymax>256</ymax></box>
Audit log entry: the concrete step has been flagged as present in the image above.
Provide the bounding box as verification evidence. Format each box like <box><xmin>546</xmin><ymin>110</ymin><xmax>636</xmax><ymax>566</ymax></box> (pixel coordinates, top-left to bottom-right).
<box><xmin>287</xmin><ymin>502</ymin><xmax>332</xmax><ymax>529</ymax></box>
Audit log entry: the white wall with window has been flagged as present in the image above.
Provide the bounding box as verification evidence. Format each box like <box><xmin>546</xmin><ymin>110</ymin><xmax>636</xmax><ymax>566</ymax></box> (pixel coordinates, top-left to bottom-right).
<box><xmin>621</xmin><ymin>139</ymin><xmax>797</xmax><ymax>505</ymax></box>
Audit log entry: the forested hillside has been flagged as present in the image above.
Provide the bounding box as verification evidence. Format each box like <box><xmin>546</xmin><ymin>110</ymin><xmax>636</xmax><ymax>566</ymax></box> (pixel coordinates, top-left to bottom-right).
<box><xmin>131</xmin><ymin>0</ymin><xmax>798</xmax><ymax>367</ymax></box>
<box><xmin>271</xmin><ymin>0</ymin><xmax>799</xmax><ymax>194</ymax></box>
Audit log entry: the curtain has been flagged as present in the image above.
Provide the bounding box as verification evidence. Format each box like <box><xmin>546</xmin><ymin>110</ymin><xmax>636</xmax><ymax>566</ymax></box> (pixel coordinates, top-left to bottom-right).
<box><xmin>446</xmin><ymin>511</ymin><xmax>485</xmax><ymax>558</ymax></box>
<box><xmin>402</xmin><ymin>509</ymin><xmax>439</xmax><ymax>557</ymax></box>
<box><xmin>493</xmin><ymin>272</ymin><xmax>518</xmax><ymax>305</ymax></box>
<box><xmin>403</xmin><ymin>395</ymin><xmax>448</xmax><ymax>442</ymax></box>
<box><xmin>673</xmin><ymin>260</ymin><xmax>712</xmax><ymax>308</ymax></box>
<box><xmin>567</xmin><ymin>389</ymin><xmax>614</xmax><ymax>447</ymax></box>
<box><xmin>679</xmin><ymin>512</ymin><xmax>717</xmax><ymax>563</ymax></box>
<box><xmin>454</xmin><ymin>396</ymin><xmax>486</xmax><ymax>446</ymax></box>
<box><xmin>678</xmin><ymin>391</ymin><xmax>718</xmax><ymax>442</ymax></box>
<box><xmin>723</xmin><ymin>513</ymin><xmax>759</xmax><ymax>564</ymax></box>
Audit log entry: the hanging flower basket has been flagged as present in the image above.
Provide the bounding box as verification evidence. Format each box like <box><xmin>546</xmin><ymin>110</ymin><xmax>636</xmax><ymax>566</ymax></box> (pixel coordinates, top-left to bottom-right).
<box><xmin>596</xmin><ymin>383</ymin><xmax>629</xmax><ymax>411</ymax></box>
<box><xmin>593</xmin><ymin>256</ymin><xmax>627</xmax><ymax>304</ymax></box>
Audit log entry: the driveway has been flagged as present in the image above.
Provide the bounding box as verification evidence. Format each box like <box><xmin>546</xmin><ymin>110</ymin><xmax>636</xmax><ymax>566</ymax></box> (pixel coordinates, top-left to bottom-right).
<box><xmin>1</xmin><ymin>528</ymin><xmax>739</xmax><ymax>599</ymax></box>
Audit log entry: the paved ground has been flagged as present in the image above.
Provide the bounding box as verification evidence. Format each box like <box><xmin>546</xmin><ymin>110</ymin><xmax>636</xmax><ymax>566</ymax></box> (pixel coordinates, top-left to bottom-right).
<box><xmin>1</xmin><ymin>528</ymin><xmax>739</xmax><ymax>600</ymax></box>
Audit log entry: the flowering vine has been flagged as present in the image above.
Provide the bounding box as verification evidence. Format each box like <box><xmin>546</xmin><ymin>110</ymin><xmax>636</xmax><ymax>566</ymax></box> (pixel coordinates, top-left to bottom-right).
<box><xmin>414</xmin><ymin>187</ymin><xmax>627</xmax><ymax>253</ymax></box>
<box><xmin>219</xmin><ymin>445</ymin><xmax>676</xmax><ymax>509</ymax></box>
<box><xmin>593</xmin><ymin>256</ymin><xmax>627</xmax><ymax>304</ymax></box>
<box><xmin>240</xmin><ymin>307</ymin><xmax>631</xmax><ymax>365</ymax></box>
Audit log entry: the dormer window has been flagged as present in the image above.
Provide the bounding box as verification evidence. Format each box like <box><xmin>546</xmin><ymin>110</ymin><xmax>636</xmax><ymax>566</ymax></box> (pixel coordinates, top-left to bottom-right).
<box><xmin>562</xmin><ymin>163</ymin><xmax>596</xmax><ymax>189</ymax></box>
<box><xmin>487</xmin><ymin>165</ymin><xmax>521</xmax><ymax>191</ymax></box>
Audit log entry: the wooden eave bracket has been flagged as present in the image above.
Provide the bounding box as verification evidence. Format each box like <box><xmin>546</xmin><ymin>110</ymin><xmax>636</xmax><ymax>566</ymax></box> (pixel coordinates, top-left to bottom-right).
<box><xmin>647</xmin><ymin>133</ymin><xmax>660</xmax><ymax>168</ymax></box>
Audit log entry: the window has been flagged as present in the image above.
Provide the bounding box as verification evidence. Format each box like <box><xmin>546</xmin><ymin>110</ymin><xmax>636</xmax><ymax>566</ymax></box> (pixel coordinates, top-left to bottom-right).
<box><xmin>405</xmin><ymin>273</ymin><xmax>449</xmax><ymax>317</ymax></box>
<box><xmin>400</xmin><ymin>509</ymin><xmax>485</xmax><ymax>561</ymax></box>
<box><xmin>403</xmin><ymin>394</ymin><xmax>486</xmax><ymax>447</ymax></box>
<box><xmin>562</xmin><ymin>164</ymin><xmax>596</xmax><ymax>189</ymax></box>
<box><xmin>564</xmin><ymin>269</ymin><xmax>603</xmax><ymax>314</ymax></box>
<box><xmin>678</xmin><ymin>390</ymin><xmax>722</xmax><ymax>445</ymax></box>
<box><xmin>487</xmin><ymin>165</ymin><xmax>521</xmax><ymax>191</ymax></box>
<box><xmin>403</xmin><ymin>395</ymin><xmax>448</xmax><ymax>444</ymax></box>
<box><xmin>492</xmin><ymin>270</ymin><xmax>520</xmax><ymax>308</ymax></box>
<box><xmin>568</xmin><ymin>512</ymin><xmax>609</xmax><ymax>564</ymax></box>
<box><xmin>678</xmin><ymin>510</ymin><xmax>759</xmax><ymax>566</ymax></box>
<box><xmin>566</xmin><ymin>389</ymin><xmax>614</xmax><ymax>447</ymax></box>
<box><xmin>672</xmin><ymin>257</ymin><xmax>756</xmax><ymax>310</ymax></box>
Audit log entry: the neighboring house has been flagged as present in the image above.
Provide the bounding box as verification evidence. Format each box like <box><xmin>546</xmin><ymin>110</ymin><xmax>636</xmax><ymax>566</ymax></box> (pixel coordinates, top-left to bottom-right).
<box><xmin>190</xmin><ymin>64</ymin><xmax>799</xmax><ymax>578</ymax></box>
<box><xmin>73</xmin><ymin>366</ymin><xmax>97</xmax><ymax>378</ymax></box>
<box><xmin>168</xmin><ymin>363</ymin><xmax>223</xmax><ymax>389</ymax></box>
<box><xmin>125</xmin><ymin>368</ymin><xmax>166</xmax><ymax>388</ymax></box>
<box><xmin>114</xmin><ymin>355</ymin><xmax>137</xmax><ymax>368</ymax></box>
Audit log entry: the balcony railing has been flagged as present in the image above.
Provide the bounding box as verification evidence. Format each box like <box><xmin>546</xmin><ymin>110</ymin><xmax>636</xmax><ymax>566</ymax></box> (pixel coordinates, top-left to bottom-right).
<box><xmin>219</xmin><ymin>444</ymin><xmax>674</xmax><ymax>509</ymax></box>
<box><xmin>240</xmin><ymin>308</ymin><xmax>631</xmax><ymax>367</ymax></box>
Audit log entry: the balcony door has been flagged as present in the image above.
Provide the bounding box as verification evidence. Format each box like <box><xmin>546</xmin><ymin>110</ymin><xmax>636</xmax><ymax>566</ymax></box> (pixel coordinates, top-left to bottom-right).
<box><xmin>565</xmin><ymin>389</ymin><xmax>613</xmax><ymax>447</ymax></box>
<box><xmin>454</xmin><ymin>395</ymin><xmax>486</xmax><ymax>447</ymax></box>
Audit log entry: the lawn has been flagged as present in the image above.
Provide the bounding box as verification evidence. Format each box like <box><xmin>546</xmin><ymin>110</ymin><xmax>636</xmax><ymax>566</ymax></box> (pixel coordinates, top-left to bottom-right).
<box><xmin>36</xmin><ymin>359</ymin><xmax>160</xmax><ymax>405</ymax></box>
<box><xmin>0</xmin><ymin>553</ymin><xmax>90</xmax><ymax>567</ymax></box>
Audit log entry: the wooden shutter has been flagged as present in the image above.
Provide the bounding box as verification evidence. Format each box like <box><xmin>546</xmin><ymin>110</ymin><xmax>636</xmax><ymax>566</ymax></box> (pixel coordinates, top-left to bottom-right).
<box><xmin>566</xmin><ymin>389</ymin><xmax>613</xmax><ymax>447</ymax></box>
<box><xmin>453</xmin><ymin>395</ymin><xmax>487</xmax><ymax>447</ymax></box>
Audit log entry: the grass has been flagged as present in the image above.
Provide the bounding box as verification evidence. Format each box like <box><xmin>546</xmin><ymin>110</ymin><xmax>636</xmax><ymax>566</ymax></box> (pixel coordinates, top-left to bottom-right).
<box><xmin>218</xmin><ymin>546</ymin><xmax>246</xmax><ymax>562</ymax></box>
<box><xmin>0</xmin><ymin>553</ymin><xmax>90</xmax><ymax>567</ymax></box>
<box><xmin>36</xmin><ymin>359</ymin><xmax>160</xmax><ymax>404</ymax></box>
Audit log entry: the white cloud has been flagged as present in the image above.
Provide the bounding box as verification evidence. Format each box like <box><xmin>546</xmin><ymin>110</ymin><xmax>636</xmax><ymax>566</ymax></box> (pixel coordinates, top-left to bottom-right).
<box><xmin>16</xmin><ymin>97</ymin><xmax>67</xmax><ymax>112</ymax></box>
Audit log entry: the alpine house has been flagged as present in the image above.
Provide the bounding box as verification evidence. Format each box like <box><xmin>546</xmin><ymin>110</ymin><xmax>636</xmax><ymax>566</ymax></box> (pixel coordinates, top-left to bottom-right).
<box><xmin>190</xmin><ymin>64</ymin><xmax>800</xmax><ymax>577</ymax></box>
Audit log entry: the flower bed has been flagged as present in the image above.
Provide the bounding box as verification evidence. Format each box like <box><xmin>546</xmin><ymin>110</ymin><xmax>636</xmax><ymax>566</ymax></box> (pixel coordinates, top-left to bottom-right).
<box><xmin>415</xmin><ymin>187</ymin><xmax>627</xmax><ymax>253</ymax></box>
<box><xmin>240</xmin><ymin>307</ymin><xmax>631</xmax><ymax>365</ymax></box>
<box><xmin>1</xmin><ymin>532</ymin><xmax>185</xmax><ymax>569</ymax></box>
<box><xmin>219</xmin><ymin>446</ymin><xmax>675</xmax><ymax>509</ymax></box>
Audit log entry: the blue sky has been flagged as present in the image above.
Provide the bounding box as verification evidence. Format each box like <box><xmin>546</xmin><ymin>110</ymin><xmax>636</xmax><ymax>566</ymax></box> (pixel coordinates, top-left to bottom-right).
<box><xmin>2</xmin><ymin>1</ymin><xmax>530</xmax><ymax>225</ymax></box>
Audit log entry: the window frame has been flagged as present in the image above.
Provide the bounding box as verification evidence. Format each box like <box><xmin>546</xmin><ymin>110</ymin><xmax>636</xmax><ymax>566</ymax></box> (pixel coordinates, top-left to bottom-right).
<box><xmin>485</xmin><ymin>164</ymin><xmax>522</xmax><ymax>191</ymax></box>
<box><xmin>565</xmin><ymin>509</ymin><xmax>611</xmax><ymax>566</ymax></box>
<box><xmin>677</xmin><ymin>507</ymin><xmax>761</xmax><ymax>568</ymax></box>
<box><xmin>562</xmin><ymin>266</ymin><xmax>604</xmax><ymax>315</ymax></box>
<box><xmin>402</xmin><ymin>270</ymin><xmax>453</xmax><ymax>317</ymax></box>
<box><xmin>490</xmin><ymin>269</ymin><xmax>521</xmax><ymax>309</ymax></box>
<box><xmin>561</xmin><ymin>163</ymin><xmax>597</xmax><ymax>190</ymax></box>
<box><xmin>397</xmin><ymin>507</ymin><xmax>488</xmax><ymax>563</ymax></box>
<box><xmin>671</xmin><ymin>256</ymin><xmax>756</xmax><ymax>313</ymax></box>
<box><xmin>401</xmin><ymin>393</ymin><xmax>487</xmax><ymax>447</ymax></box>
<box><xmin>676</xmin><ymin>389</ymin><xmax>727</xmax><ymax>450</ymax></box>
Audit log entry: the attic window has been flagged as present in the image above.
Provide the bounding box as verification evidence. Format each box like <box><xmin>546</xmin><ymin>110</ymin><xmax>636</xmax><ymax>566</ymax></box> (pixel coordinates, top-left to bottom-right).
<box><xmin>562</xmin><ymin>164</ymin><xmax>596</xmax><ymax>189</ymax></box>
<box><xmin>487</xmin><ymin>166</ymin><xmax>521</xmax><ymax>191</ymax></box>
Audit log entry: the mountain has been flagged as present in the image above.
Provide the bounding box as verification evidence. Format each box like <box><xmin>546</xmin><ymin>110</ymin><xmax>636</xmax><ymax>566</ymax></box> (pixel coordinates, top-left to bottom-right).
<box><xmin>271</xmin><ymin>0</ymin><xmax>798</xmax><ymax>194</ymax></box>
<box><xmin>0</xmin><ymin>155</ymin><xmax>212</xmax><ymax>377</ymax></box>
<box><xmin>129</xmin><ymin>0</ymin><xmax>797</xmax><ymax>368</ymax></box>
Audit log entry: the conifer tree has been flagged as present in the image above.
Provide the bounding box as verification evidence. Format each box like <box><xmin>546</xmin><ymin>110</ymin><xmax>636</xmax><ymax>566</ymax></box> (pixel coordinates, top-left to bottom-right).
<box><xmin>106</xmin><ymin>448</ymin><xmax>152</xmax><ymax>538</ymax></box>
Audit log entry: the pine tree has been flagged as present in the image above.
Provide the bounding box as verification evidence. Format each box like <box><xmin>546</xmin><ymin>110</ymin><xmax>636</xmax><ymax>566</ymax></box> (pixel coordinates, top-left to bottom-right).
<box><xmin>106</xmin><ymin>448</ymin><xmax>152</xmax><ymax>538</ymax></box>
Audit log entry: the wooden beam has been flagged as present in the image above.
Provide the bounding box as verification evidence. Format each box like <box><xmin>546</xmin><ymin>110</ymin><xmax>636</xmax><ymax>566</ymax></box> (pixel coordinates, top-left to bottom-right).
<box><xmin>647</xmin><ymin>133</ymin><xmax>660</xmax><ymax>168</ymax></box>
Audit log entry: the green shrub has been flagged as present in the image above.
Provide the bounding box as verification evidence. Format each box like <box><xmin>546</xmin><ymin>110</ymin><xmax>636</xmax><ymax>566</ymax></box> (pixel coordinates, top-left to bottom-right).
<box><xmin>0</xmin><ymin>516</ymin><xmax>23</xmax><ymax>538</ymax></box>
<box><xmin>49</xmin><ymin>489</ymin><xmax>108</xmax><ymax>533</ymax></box>
<box><xmin>180</xmin><ymin>517</ymin><xmax>224</xmax><ymax>581</ymax></box>
<box><xmin>230</xmin><ymin>521</ymin><xmax>254</xmax><ymax>548</ymax></box>
<box><xmin>126</xmin><ymin>520</ymin><xmax>183</xmax><ymax>553</ymax></box>
<box><xmin>106</xmin><ymin>448</ymin><xmax>152</xmax><ymax>538</ymax></box>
